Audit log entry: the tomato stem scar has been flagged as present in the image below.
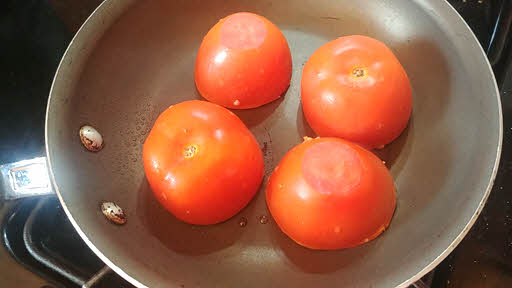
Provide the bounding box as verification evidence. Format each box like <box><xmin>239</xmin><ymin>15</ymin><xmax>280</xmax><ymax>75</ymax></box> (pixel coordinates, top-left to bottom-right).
<box><xmin>351</xmin><ymin>67</ymin><xmax>367</xmax><ymax>78</ymax></box>
<box><xmin>183</xmin><ymin>144</ymin><xmax>198</xmax><ymax>158</ymax></box>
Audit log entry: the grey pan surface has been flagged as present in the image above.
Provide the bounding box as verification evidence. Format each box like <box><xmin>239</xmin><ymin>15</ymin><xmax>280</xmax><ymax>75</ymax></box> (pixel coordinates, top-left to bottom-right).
<box><xmin>45</xmin><ymin>0</ymin><xmax>502</xmax><ymax>287</ymax></box>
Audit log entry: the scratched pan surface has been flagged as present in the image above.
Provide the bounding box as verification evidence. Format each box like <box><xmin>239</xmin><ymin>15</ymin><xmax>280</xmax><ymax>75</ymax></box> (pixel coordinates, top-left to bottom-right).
<box><xmin>45</xmin><ymin>0</ymin><xmax>501</xmax><ymax>287</ymax></box>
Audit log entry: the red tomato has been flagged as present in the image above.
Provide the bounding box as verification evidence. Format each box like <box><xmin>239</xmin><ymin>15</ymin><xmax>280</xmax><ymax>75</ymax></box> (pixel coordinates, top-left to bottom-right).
<box><xmin>301</xmin><ymin>35</ymin><xmax>412</xmax><ymax>149</ymax></box>
<box><xmin>266</xmin><ymin>137</ymin><xmax>396</xmax><ymax>250</ymax></box>
<box><xmin>143</xmin><ymin>100</ymin><xmax>264</xmax><ymax>225</ymax></box>
<box><xmin>195</xmin><ymin>12</ymin><xmax>292</xmax><ymax>109</ymax></box>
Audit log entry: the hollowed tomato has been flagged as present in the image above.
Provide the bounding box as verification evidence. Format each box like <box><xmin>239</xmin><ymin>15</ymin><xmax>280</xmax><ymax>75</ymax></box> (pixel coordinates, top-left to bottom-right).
<box><xmin>195</xmin><ymin>12</ymin><xmax>292</xmax><ymax>109</ymax></box>
<box><xmin>266</xmin><ymin>137</ymin><xmax>396</xmax><ymax>250</ymax></box>
<box><xmin>143</xmin><ymin>100</ymin><xmax>264</xmax><ymax>225</ymax></box>
<box><xmin>301</xmin><ymin>35</ymin><xmax>412</xmax><ymax>149</ymax></box>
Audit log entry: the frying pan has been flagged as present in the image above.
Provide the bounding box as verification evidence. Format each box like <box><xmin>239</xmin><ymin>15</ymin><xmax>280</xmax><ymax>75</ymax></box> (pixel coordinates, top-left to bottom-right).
<box><xmin>2</xmin><ymin>0</ymin><xmax>502</xmax><ymax>287</ymax></box>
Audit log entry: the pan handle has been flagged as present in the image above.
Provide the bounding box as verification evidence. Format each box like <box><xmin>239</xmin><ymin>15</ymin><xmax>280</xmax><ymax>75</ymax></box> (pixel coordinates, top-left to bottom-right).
<box><xmin>0</xmin><ymin>157</ymin><xmax>54</xmax><ymax>200</ymax></box>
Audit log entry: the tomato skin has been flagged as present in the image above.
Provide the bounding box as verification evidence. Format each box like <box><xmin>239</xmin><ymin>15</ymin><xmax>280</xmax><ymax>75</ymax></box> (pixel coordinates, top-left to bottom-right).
<box><xmin>195</xmin><ymin>12</ymin><xmax>292</xmax><ymax>109</ymax></box>
<box><xmin>301</xmin><ymin>35</ymin><xmax>412</xmax><ymax>149</ymax></box>
<box><xmin>143</xmin><ymin>100</ymin><xmax>264</xmax><ymax>225</ymax></box>
<box><xmin>266</xmin><ymin>137</ymin><xmax>396</xmax><ymax>250</ymax></box>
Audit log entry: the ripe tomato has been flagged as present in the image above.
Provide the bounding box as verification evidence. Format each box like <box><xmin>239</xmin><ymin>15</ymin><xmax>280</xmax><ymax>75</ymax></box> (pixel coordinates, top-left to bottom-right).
<box><xmin>266</xmin><ymin>137</ymin><xmax>396</xmax><ymax>250</ymax></box>
<box><xmin>301</xmin><ymin>35</ymin><xmax>412</xmax><ymax>149</ymax></box>
<box><xmin>143</xmin><ymin>100</ymin><xmax>264</xmax><ymax>225</ymax></box>
<box><xmin>195</xmin><ymin>12</ymin><xmax>292</xmax><ymax>109</ymax></box>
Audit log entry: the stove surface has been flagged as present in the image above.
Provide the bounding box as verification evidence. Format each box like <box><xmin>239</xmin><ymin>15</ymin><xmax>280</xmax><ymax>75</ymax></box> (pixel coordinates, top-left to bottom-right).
<box><xmin>1</xmin><ymin>0</ymin><xmax>510</xmax><ymax>287</ymax></box>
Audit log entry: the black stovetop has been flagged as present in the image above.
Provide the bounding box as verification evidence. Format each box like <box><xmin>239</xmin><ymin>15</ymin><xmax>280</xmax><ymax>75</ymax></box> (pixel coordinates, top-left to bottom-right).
<box><xmin>1</xmin><ymin>1</ymin><xmax>511</xmax><ymax>287</ymax></box>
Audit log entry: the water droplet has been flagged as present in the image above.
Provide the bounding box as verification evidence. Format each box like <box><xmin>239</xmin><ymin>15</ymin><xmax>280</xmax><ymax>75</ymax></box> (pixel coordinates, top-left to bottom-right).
<box><xmin>239</xmin><ymin>217</ymin><xmax>248</xmax><ymax>227</ymax></box>
<box><xmin>258</xmin><ymin>215</ymin><xmax>269</xmax><ymax>224</ymax></box>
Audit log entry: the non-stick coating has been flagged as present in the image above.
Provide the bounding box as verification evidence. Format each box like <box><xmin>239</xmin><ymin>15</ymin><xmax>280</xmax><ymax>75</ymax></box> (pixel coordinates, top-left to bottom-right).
<box><xmin>45</xmin><ymin>0</ymin><xmax>501</xmax><ymax>287</ymax></box>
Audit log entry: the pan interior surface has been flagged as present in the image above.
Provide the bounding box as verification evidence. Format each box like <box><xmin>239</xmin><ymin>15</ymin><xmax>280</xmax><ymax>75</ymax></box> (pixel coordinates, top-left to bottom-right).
<box><xmin>46</xmin><ymin>0</ymin><xmax>501</xmax><ymax>287</ymax></box>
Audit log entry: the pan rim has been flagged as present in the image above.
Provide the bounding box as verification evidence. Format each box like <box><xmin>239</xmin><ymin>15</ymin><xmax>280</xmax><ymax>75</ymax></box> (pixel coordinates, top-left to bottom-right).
<box><xmin>44</xmin><ymin>1</ymin><xmax>148</xmax><ymax>287</ymax></box>
<box><xmin>394</xmin><ymin>0</ymin><xmax>503</xmax><ymax>287</ymax></box>
<box><xmin>44</xmin><ymin>0</ymin><xmax>503</xmax><ymax>287</ymax></box>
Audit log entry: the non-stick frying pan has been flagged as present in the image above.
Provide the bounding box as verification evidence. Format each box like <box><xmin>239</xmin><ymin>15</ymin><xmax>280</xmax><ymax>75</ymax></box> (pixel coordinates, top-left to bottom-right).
<box><xmin>6</xmin><ymin>0</ymin><xmax>503</xmax><ymax>287</ymax></box>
